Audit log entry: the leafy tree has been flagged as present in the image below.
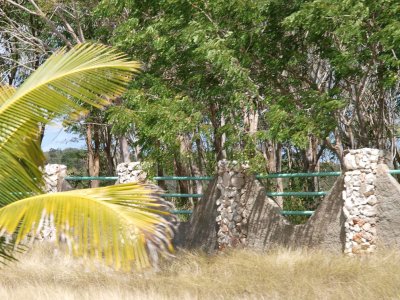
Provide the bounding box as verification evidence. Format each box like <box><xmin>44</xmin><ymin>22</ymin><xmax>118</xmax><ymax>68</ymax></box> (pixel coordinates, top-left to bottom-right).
<box><xmin>284</xmin><ymin>0</ymin><xmax>400</xmax><ymax>160</ymax></box>
<box><xmin>94</xmin><ymin>0</ymin><xmax>346</xmax><ymax>208</ymax></box>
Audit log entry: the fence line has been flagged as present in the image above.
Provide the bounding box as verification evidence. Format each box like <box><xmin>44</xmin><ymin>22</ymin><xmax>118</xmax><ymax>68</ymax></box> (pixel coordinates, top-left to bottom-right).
<box><xmin>63</xmin><ymin>170</ymin><xmax>400</xmax><ymax>216</ymax></box>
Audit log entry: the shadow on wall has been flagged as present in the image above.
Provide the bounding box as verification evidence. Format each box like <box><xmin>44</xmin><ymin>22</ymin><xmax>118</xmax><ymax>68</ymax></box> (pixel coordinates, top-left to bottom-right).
<box><xmin>180</xmin><ymin>174</ymin><xmax>345</xmax><ymax>252</ymax></box>
<box><xmin>246</xmin><ymin>176</ymin><xmax>345</xmax><ymax>252</ymax></box>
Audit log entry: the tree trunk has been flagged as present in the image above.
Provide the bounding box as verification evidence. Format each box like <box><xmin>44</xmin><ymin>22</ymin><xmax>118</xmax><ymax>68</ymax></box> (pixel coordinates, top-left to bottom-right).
<box><xmin>86</xmin><ymin>124</ymin><xmax>100</xmax><ymax>188</ymax></box>
<box><xmin>262</xmin><ymin>140</ymin><xmax>283</xmax><ymax>207</ymax></box>
<box><xmin>103</xmin><ymin>126</ymin><xmax>115</xmax><ymax>175</ymax></box>
<box><xmin>119</xmin><ymin>136</ymin><xmax>130</xmax><ymax>163</ymax></box>
<box><xmin>174</xmin><ymin>153</ymin><xmax>190</xmax><ymax>196</ymax></box>
<box><xmin>209</xmin><ymin>103</ymin><xmax>226</xmax><ymax>162</ymax></box>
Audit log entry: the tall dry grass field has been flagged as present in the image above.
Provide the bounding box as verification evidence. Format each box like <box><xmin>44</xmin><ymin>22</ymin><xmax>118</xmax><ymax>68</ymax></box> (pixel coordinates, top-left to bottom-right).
<box><xmin>0</xmin><ymin>245</ymin><xmax>399</xmax><ymax>299</ymax></box>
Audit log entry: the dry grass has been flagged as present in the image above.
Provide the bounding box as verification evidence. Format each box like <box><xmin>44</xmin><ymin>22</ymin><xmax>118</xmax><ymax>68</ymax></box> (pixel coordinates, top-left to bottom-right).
<box><xmin>0</xmin><ymin>244</ymin><xmax>399</xmax><ymax>300</ymax></box>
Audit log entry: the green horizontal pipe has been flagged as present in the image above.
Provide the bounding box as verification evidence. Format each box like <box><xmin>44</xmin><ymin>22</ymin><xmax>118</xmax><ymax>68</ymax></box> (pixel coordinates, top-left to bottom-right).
<box><xmin>171</xmin><ymin>210</ymin><xmax>193</xmax><ymax>214</ymax></box>
<box><xmin>256</xmin><ymin>171</ymin><xmax>341</xmax><ymax>179</ymax></box>
<box><xmin>160</xmin><ymin>193</ymin><xmax>203</xmax><ymax>198</ymax></box>
<box><xmin>153</xmin><ymin>176</ymin><xmax>213</xmax><ymax>181</ymax></box>
<box><xmin>65</xmin><ymin>176</ymin><xmax>118</xmax><ymax>181</ymax></box>
<box><xmin>266</xmin><ymin>191</ymin><xmax>327</xmax><ymax>197</ymax></box>
<box><xmin>56</xmin><ymin>170</ymin><xmax>400</xmax><ymax>182</ymax></box>
<box><xmin>170</xmin><ymin>210</ymin><xmax>314</xmax><ymax>216</ymax></box>
<box><xmin>280</xmin><ymin>210</ymin><xmax>314</xmax><ymax>216</ymax></box>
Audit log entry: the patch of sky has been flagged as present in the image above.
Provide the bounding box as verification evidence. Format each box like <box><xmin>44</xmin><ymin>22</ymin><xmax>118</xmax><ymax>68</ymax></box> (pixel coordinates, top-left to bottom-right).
<box><xmin>41</xmin><ymin>122</ymin><xmax>85</xmax><ymax>151</ymax></box>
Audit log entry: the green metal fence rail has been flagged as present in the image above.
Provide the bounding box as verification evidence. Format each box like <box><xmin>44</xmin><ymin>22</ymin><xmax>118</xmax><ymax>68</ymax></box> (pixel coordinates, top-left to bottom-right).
<box><xmin>64</xmin><ymin>176</ymin><xmax>209</xmax><ymax>213</ymax></box>
<box><xmin>280</xmin><ymin>211</ymin><xmax>314</xmax><ymax>216</ymax></box>
<box><xmin>153</xmin><ymin>176</ymin><xmax>213</xmax><ymax>181</ymax></box>
<box><xmin>63</xmin><ymin>173</ymin><xmax>336</xmax><ymax>216</ymax></box>
<box><xmin>161</xmin><ymin>193</ymin><xmax>203</xmax><ymax>198</ymax></box>
<box><xmin>256</xmin><ymin>171</ymin><xmax>341</xmax><ymax>179</ymax></box>
<box><xmin>266</xmin><ymin>191</ymin><xmax>328</xmax><ymax>197</ymax></box>
<box><xmin>65</xmin><ymin>176</ymin><xmax>118</xmax><ymax>181</ymax></box>
<box><xmin>68</xmin><ymin>170</ymin><xmax>398</xmax><ymax>216</ymax></box>
<box><xmin>171</xmin><ymin>209</ymin><xmax>193</xmax><ymax>215</ymax></box>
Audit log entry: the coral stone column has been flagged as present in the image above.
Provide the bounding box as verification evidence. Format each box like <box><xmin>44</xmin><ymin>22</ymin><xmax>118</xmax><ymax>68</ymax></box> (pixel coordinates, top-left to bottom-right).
<box><xmin>44</xmin><ymin>164</ymin><xmax>68</xmax><ymax>193</ymax></box>
<box><xmin>216</xmin><ymin>160</ymin><xmax>254</xmax><ymax>250</ymax></box>
<box><xmin>343</xmin><ymin>149</ymin><xmax>387</xmax><ymax>255</ymax></box>
<box><xmin>116</xmin><ymin>162</ymin><xmax>147</xmax><ymax>183</ymax></box>
<box><xmin>41</xmin><ymin>164</ymin><xmax>68</xmax><ymax>241</ymax></box>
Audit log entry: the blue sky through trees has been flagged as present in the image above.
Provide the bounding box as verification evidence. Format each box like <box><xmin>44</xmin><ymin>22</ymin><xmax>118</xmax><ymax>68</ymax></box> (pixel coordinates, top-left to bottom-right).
<box><xmin>41</xmin><ymin>123</ymin><xmax>84</xmax><ymax>151</ymax></box>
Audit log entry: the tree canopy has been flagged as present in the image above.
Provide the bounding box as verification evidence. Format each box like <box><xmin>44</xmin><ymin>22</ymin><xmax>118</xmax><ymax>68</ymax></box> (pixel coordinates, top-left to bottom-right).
<box><xmin>1</xmin><ymin>0</ymin><xmax>399</xmax><ymax>210</ymax></box>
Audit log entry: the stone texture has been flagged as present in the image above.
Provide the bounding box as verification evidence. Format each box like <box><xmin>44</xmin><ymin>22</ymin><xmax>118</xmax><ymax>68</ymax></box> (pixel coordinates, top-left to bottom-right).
<box><xmin>181</xmin><ymin>161</ymin><xmax>346</xmax><ymax>253</ymax></box>
<box><xmin>342</xmin><ymin>149</ymin><xmax>381</xmax><ymax>255</ymax></box>
<box><xmin>177</xmin><ymin>149</ymin><xmax>400</xmax><ymax>255</ymax></box>
<box><xmin>41</xmin><ymin>164</ymin><xmax>72</xmax><ymax>241</ymax></box>
<box><xmin>214</xmin><ymin>160</ymin><xmax>251</xmax><ymax>250</ymax></box>
<box><xmin>374</xmin><ymin>164</ymin><xmax>400</xmax><ymax>249</ymax></box>
<box><xmin>177</xmin><ymin>178</ymin><xmax>220</xmax><ymax>251</ymax></box>
<box><xmin>43</xmin><ymin>164</ymin><xmax>72</xmax><ymax>193</ymax></box>
<box><xmin>246</xmin><ymin>175</ymin><xmax>345</xmax><ymax>252</ymax></box>
<box><xmin>116</xmin><ymin>162</ymin><xmax>147</xmax><ymax>183</ymax></box>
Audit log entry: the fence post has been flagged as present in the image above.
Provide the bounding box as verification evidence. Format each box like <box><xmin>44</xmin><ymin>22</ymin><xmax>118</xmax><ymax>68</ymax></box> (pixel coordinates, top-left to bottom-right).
<box><xmin>116</xmin><ymin>162</ymin><xmax>147</xmax><ymax>183</ymax></box>
<box><xmin>41</xmin><ymin>163</ymin><xmax>69</xmax><ymax>241</ymax></box>
<box><xmin>342</xmin><ymin>148</ymin><xmax>389</xmax><ymax>255</ymax></box>
<box><xmin>216</xmin><ymin>160</ymin><xmax>251</xmax><ymax>249</ymax></box>
<box><xmin>43</xmin><ymin>164</ymin><xmax>69</xmax><ymax>193</ymax></box>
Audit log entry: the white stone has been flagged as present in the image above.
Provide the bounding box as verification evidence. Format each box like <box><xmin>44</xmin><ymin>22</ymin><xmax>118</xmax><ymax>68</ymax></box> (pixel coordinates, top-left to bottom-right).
<box><xmin>367</xmin><ymin>195</ymin><xmax>377</xmax><ymax>206</ymax></box>
<box><xmin>365</xmin><ymin>173</ymin><xmax>375</xmax><ymax>185</ymax></box>
<box><xmin>362</xmin><ymin>223</ymin><xmax>371</xmax><ymax>231</ymax></box>
<box><xmin>344</xmin><ymin>153</ymin><xmax>358</xmax><ymax>170</ymax></box>
<box><xmin>361</xmin><ymin>207</ymin><xmax>377</xmax><ymax>217</ymax></box>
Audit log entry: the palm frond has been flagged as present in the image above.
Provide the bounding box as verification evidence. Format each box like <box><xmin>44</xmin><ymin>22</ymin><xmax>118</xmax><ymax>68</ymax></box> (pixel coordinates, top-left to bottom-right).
<box><xmin>0</xmin><ymin>44</ymin><xmax>141</xmax><ymax>205</ymax></box>
<box><xmin>0</xmin><ymin>183</ymin><xmax>176</xmax><ymax>270</ymax></box>
<box><xmin>0</xmin><ymin>85</ymin><xmax>16</xmax><ymax>104</ymax></box>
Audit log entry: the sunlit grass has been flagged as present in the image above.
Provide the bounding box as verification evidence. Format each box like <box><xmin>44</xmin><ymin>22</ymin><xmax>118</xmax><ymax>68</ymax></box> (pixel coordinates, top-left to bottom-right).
<box><xmin>0</xmin><ymin>244</ymin><xmax>399</xmax><ymax>299</ymax></box>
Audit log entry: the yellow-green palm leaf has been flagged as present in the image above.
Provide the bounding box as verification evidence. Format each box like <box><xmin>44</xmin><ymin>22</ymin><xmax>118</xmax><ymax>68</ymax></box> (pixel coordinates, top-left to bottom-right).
<box><xmin>0</xmin><ymin>43</ymin><xmax>140</xmax><ymax>204</ymax></box>
<box><xmin>0</xmin><ymin>44</ymin><xmax>176</xmax><ymax>269</ymax></box>
<box><xmin>0</xmin><ymin>183</ymin><xmax>175</xmax><ymax>270</ymax></box>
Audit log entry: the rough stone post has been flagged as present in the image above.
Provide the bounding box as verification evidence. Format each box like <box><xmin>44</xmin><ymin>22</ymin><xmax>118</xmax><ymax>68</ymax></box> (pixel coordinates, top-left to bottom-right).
<box><xmin>41</xmin><ymin>164</ymin><xmax>68</xmax><ymax>241</ymax></box>
<box><xmin>43</xmin><ymin>164</ymin><xmax>68</xmax><ymax>193</ymax></box>
<box><xmin>216</xmin><ymin>160</ymin><xmax>254</xmax><ymax>250</ymax></box>
<box><xmin>116</xmin><ymin>162</ymin><xmax>147</xmax><ymax>183</ymax></box>
<box><xmin>343</xmin><ymin>148</ymin><xmax>388</xmax><ymax>255</ymax></box>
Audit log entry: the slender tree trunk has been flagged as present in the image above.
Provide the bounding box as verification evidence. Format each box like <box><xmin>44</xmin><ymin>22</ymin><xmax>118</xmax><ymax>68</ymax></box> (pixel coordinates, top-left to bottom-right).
<box><xmin>262</xmin><ymin>140</ymin><xmax>283</xmax><ymax>207</ymax></box>
<box><xmin>209</xmin><ymin>103</ymin><xmax>226</xmax><ymax>162</ymax></box>
<box><xmin>195</xmin><ymin>136</ymin><xmax>204</xmax><ymax>174</ymax></box>
<box><xmin>86</xmin><ymin>124</ymin><xmax>100</xmax><ymax>188</ymax></box>
<box><xmin>174</xmin><ymin>153</ymin><xmax>190</xmax><ymax>195</ymax></box>
<box><xmin>103</xmin><ymin>126</ymin><xmax>115</xmax><ymax>175</ymax></box>
<box><xmin>157</xmin><ymin>162</ymin><xmax>167</xmax><ymax>191</ymax></box>
<box><xmin>119</xmin><ymin>136</ymin><xmax>130</xmax><ymax>163</ymax></box>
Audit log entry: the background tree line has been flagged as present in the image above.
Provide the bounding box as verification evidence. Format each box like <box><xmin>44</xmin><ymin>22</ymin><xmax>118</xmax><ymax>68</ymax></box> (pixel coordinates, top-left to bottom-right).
<box><xmin>1</xmin><ymin>0</ymin><xmax>399</xmax><ymax>210</ymax></box>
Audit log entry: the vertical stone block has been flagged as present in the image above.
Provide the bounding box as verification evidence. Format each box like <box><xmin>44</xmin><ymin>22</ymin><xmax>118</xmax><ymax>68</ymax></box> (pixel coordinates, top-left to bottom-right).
<box><xmin>343</xmin><ymin>149</ymin><xmax>383</xmax><ymax>255</ymax></box>
<box><xmin>116</xmin><ymin>162</ymin><xmax>147</xmax><ymax>183</ymax></box>
<box><xmin>215</xmin><ymin>160</ymin><xmax>251</xmax><ymax>250</ymax></box>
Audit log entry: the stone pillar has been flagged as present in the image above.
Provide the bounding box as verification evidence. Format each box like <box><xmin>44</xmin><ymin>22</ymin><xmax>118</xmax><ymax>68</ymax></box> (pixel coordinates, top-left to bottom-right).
<box><xmin>43</xmin><ymin>164</ymin><xmax>68</xmax><ymax>193</ymax></box>
<box><xmin>216</xmin><ymin>160</ymin><xmax>254</xmax><ymax>250</ymax></box>
<box><xmin>41</xmin><ymin>164</ymin><xmax>67</xmax><ymax>241</ymax></box>
<box><xmin>116</xmin><ymin>162</ymin><xmax>147</xmax><ymax>183</ymax></box>
<box><xmin>343</xmin><ymin>149</ymin><xmax>387</xmax><ymax>255</ymax></box>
